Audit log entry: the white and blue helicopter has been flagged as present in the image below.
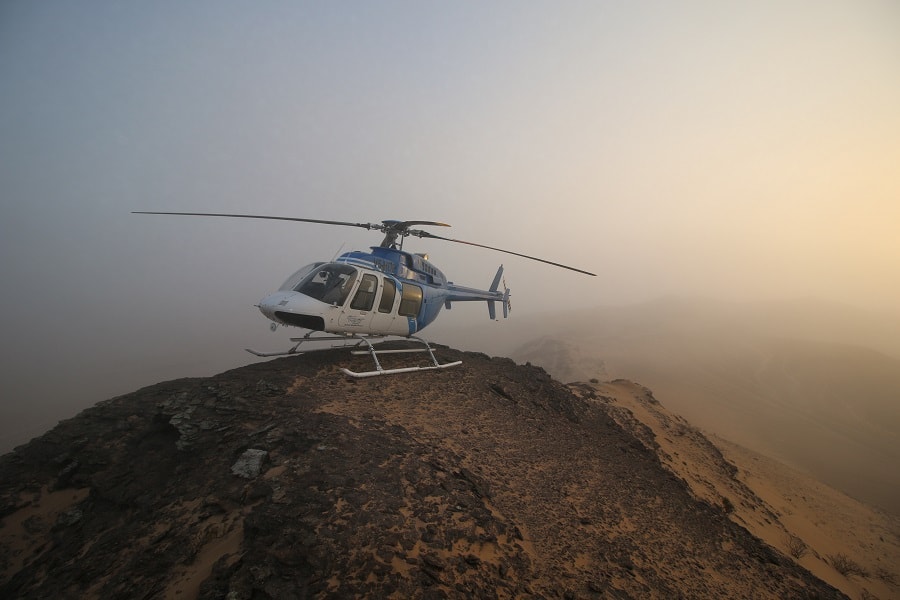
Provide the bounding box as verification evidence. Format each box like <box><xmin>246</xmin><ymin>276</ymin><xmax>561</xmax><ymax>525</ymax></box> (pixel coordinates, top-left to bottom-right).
<box><xmin>134</xmin><ymin>213</ymin><xmax>595</xmax><ymax>377</ymax></box>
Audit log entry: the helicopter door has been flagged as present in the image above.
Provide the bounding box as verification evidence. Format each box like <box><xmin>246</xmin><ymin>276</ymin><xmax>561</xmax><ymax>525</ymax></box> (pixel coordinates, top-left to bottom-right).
<box><xmin>369</xmin><ymin>277</ymin><xmax>408</xmax><ymax>336</ymax></box>
<box><xmin>337</xmin><ymin>273</ymin><xmax>379</xmax><ymax>332</ymax></box>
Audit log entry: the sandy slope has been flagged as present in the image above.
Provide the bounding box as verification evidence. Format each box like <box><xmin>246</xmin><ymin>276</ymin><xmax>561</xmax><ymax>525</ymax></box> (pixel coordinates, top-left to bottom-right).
<box><xmin>579</xmin><ymin>379</ymin><xmax>900</xmax><ymax>600</ymax></box>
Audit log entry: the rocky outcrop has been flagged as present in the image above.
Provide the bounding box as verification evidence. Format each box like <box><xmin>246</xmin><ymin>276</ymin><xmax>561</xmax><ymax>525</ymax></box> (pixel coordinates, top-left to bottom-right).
<box><xmin>0</xmin><ymin>345</ymin><xmax>845</xmax><ymax>599</ymax></box>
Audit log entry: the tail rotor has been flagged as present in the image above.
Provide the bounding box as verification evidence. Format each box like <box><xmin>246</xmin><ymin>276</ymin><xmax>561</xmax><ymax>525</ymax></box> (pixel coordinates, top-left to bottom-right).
<box><xmin>488</xmin><ymin>266</ymin><xmax>512</xmax><ymax>320</ymax></box>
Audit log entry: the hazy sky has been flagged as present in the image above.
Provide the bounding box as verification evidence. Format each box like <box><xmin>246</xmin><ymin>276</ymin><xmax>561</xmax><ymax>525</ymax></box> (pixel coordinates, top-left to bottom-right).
<box><xmin>1</xmin><ymin>1</ymin><xmax>899</xmax><ymax>449</ymax></box>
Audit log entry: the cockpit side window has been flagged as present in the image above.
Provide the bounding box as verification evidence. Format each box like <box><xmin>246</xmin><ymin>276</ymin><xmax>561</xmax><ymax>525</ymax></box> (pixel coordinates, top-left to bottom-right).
<box><xmin>295</xmin><ymin>263</ymin><xmax>358</xmax><ymax>305</ymax></box>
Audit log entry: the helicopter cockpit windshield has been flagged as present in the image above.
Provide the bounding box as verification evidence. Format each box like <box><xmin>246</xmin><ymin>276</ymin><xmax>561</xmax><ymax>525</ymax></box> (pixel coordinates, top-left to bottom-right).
<box><xmin>278</xmin><ymin>262</ymin><xmax>325</xmax><ymax>292</ymax></box>
<box><xmin>284</xmin><ymin>262</ymin><xmax>359</xmax><ymax>306</ymax></box>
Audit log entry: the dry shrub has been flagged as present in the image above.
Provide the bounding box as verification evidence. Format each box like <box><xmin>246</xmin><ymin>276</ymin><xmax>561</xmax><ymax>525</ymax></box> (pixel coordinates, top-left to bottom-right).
<box><xmin>784</xmin><ymin>533</ymin><xmax>807</xmax><ymax>559</ymax></box>
<box><xmin>828</xmin><ymin>553</ymin><xmax>869</xmax><ymax>578</ymax></box>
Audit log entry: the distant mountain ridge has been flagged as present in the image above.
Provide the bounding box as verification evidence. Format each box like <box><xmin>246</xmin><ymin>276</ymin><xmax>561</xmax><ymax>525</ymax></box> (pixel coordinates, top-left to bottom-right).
<box><xmin>0</xmin><ymin>346</ymin><xmax>844</xmax><ymax>599</ymax></box>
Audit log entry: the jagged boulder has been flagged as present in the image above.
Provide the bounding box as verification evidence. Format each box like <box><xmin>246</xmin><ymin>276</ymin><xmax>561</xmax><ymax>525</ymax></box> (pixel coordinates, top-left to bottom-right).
<box><xmin>231</xmin><ymin>449</ymin><xmax>267</xmax><ymax>479</ymax></box>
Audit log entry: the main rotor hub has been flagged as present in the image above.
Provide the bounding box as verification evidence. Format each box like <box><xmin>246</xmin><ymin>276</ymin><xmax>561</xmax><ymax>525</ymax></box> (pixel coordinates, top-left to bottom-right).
<box><xmin>377</xmin><ymin>220</ymin><xmax>451</xmax><ymax>249</ymax></box>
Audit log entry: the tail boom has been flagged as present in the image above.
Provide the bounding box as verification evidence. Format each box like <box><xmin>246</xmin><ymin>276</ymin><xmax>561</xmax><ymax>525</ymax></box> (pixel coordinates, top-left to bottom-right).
<box><xmin>443</xmin><ymin>265</ymin><xmax>510</xmax><ymax>320</ymax></box>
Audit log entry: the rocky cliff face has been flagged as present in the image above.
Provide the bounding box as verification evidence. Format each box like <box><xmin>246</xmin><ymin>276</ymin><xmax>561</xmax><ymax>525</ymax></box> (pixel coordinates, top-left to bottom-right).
<box><xmin>0</xmin><ymin>346</ymin><xmax>844</xmax><ymax>599</ymax></box>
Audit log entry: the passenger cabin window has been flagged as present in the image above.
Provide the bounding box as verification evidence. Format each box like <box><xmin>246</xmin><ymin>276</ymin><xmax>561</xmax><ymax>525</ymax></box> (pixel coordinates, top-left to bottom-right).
<box><xmin>378</xmin><ymin>278</ymin><xmax>396</xmax><ymax>313</ymax></box>
<box><xmin>295</xmin><ymin>263</ymin><xmax>357</xmax><ymax>306</ymax></box>
<box><xmin>350</xmin><ymin>274</ymin><xmax>378</xmax><ymax>311</ymax></box>
<box><xmin>398</xmin><ymin>283</ymin><xmax>423</xmax><ymax>317</ymax></box>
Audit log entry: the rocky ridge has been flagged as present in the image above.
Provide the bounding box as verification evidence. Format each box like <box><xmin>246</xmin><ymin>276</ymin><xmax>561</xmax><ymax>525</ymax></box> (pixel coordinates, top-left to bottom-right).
<box><xmin>1</xmin><ymin>345</ymin><xmax>845</xmax><ymax>599</ymax></box>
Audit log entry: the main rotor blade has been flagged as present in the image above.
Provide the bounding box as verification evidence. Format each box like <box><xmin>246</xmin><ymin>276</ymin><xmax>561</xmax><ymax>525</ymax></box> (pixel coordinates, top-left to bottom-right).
<box><xmin>386</xmin><ymin>220</ymin><xmax>451</xmax><ymax>230</ymax></box>
<box><xmin>134</xmin><ymin>211</ymin><xmax>595</xmax><ymax>275</ymax></box>
<box><xmin>132</xmin><ymin>211</ymin><xmax>378</xmax><ymax>231</ymax></box>
<box><xmin>417</xmin><ymin>231</ymin><xmax>596</xmax><ymax>276</ymax></box>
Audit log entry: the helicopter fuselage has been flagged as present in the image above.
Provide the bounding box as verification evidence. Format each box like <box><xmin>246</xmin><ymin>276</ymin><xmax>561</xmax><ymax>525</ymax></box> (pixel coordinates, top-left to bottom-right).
<box><xmin>258</xmin><ymin>246</ymin><xmax>507</xmax><ymax>337</ymax></box>
<box><xmin>132</xmin><ymin>211</ymin><xmax>592</xmax><ymax>373</ymax></box>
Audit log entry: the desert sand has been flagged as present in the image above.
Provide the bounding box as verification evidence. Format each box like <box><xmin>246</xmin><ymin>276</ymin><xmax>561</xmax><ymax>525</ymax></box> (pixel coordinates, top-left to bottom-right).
<box><xmin>582</xmin><ymin>379</ymin><xmax>900</xmax><ymax>600</ymax></box>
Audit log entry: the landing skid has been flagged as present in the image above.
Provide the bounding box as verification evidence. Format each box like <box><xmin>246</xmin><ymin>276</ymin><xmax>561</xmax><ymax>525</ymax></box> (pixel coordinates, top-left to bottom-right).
<box><xmin>341</xmin><ymin>335</ymin><xmax>462</xmax><ymax>378</ymax></box>
<box><xmin>246</xmin><ymin>332</ymin><xmax>461</xmax><ymax>377</ymax></box>
<box><xmin>246</xmin><ymin>331</ymin><xmax>366</xmax><ymax>357</ymax></box>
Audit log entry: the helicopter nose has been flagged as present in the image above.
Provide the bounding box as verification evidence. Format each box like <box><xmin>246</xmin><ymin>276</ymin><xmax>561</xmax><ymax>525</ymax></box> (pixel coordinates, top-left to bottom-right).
<box><xmin>257</xmin><ymin>291</ymin><xmax>329</xmax><ymax>331</ymax></box>
<box><xmin>257</xmin><ymin>292</ymin><xmax>290</xmax><ymax>320</ymax></box>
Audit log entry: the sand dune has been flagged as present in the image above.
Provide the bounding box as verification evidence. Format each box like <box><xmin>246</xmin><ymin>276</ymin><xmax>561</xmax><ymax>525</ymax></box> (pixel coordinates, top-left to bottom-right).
<box><xmin>577</xmin><ymin>379</ymin><xmax>900</xmax><ymax>600</ymax></box>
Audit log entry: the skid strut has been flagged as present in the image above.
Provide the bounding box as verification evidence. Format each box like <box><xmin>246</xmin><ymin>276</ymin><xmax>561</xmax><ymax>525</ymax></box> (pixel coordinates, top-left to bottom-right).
<box><xmin>246</xmin><ymin>331</ymin><xmax>367</xmax><ymax>357</ymax></box>
<box><xmin>341</xmin><ymin>335</ymin><xmax>461</xmax><ymax>378</ymax></box>
<box><xmin>247</xmin><ymin>332</ymin><xmax>461</xmax><ymax>377</ymax></box>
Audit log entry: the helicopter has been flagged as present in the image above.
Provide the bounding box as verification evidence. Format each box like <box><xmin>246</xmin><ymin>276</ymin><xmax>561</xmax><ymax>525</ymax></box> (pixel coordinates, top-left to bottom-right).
<box><xmin>134</xmin><ymin>212</ymin><xmax>595</xmax><ymax>376</ymax></box>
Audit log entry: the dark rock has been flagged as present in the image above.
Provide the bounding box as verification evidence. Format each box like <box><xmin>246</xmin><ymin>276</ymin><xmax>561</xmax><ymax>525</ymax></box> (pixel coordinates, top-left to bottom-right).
<box><xmin>489</xmin><ymin>383</ymin><xmax>513</xmax><ymax>400</ymax></box>
<box><xmin>23</xmin><ymin>515</ymin><xmax>45</xmax><ymax>534</ymax></box>
<box><xmin>0</xmin><ymin>346</ymin><xmax>846</xmax><ymax>600</ymax></box>
<box><xmin>55</xmin><ymin>459</ymin><xmax>79</xmax><ymax>488</ymax></box>
<box><xmin>55</xmin><ymin>508</ymin><xmax>83</xmax><ymax>528</ymax></box>
<box><xmin>231</xmin><ymin>449</ymin><xmax>268</xmax><ymax>479</ymax></box>
<box><xmin>421</xmin><ymin>553</ymin><xmax>446</xmax><ymax>571</ymax></box>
